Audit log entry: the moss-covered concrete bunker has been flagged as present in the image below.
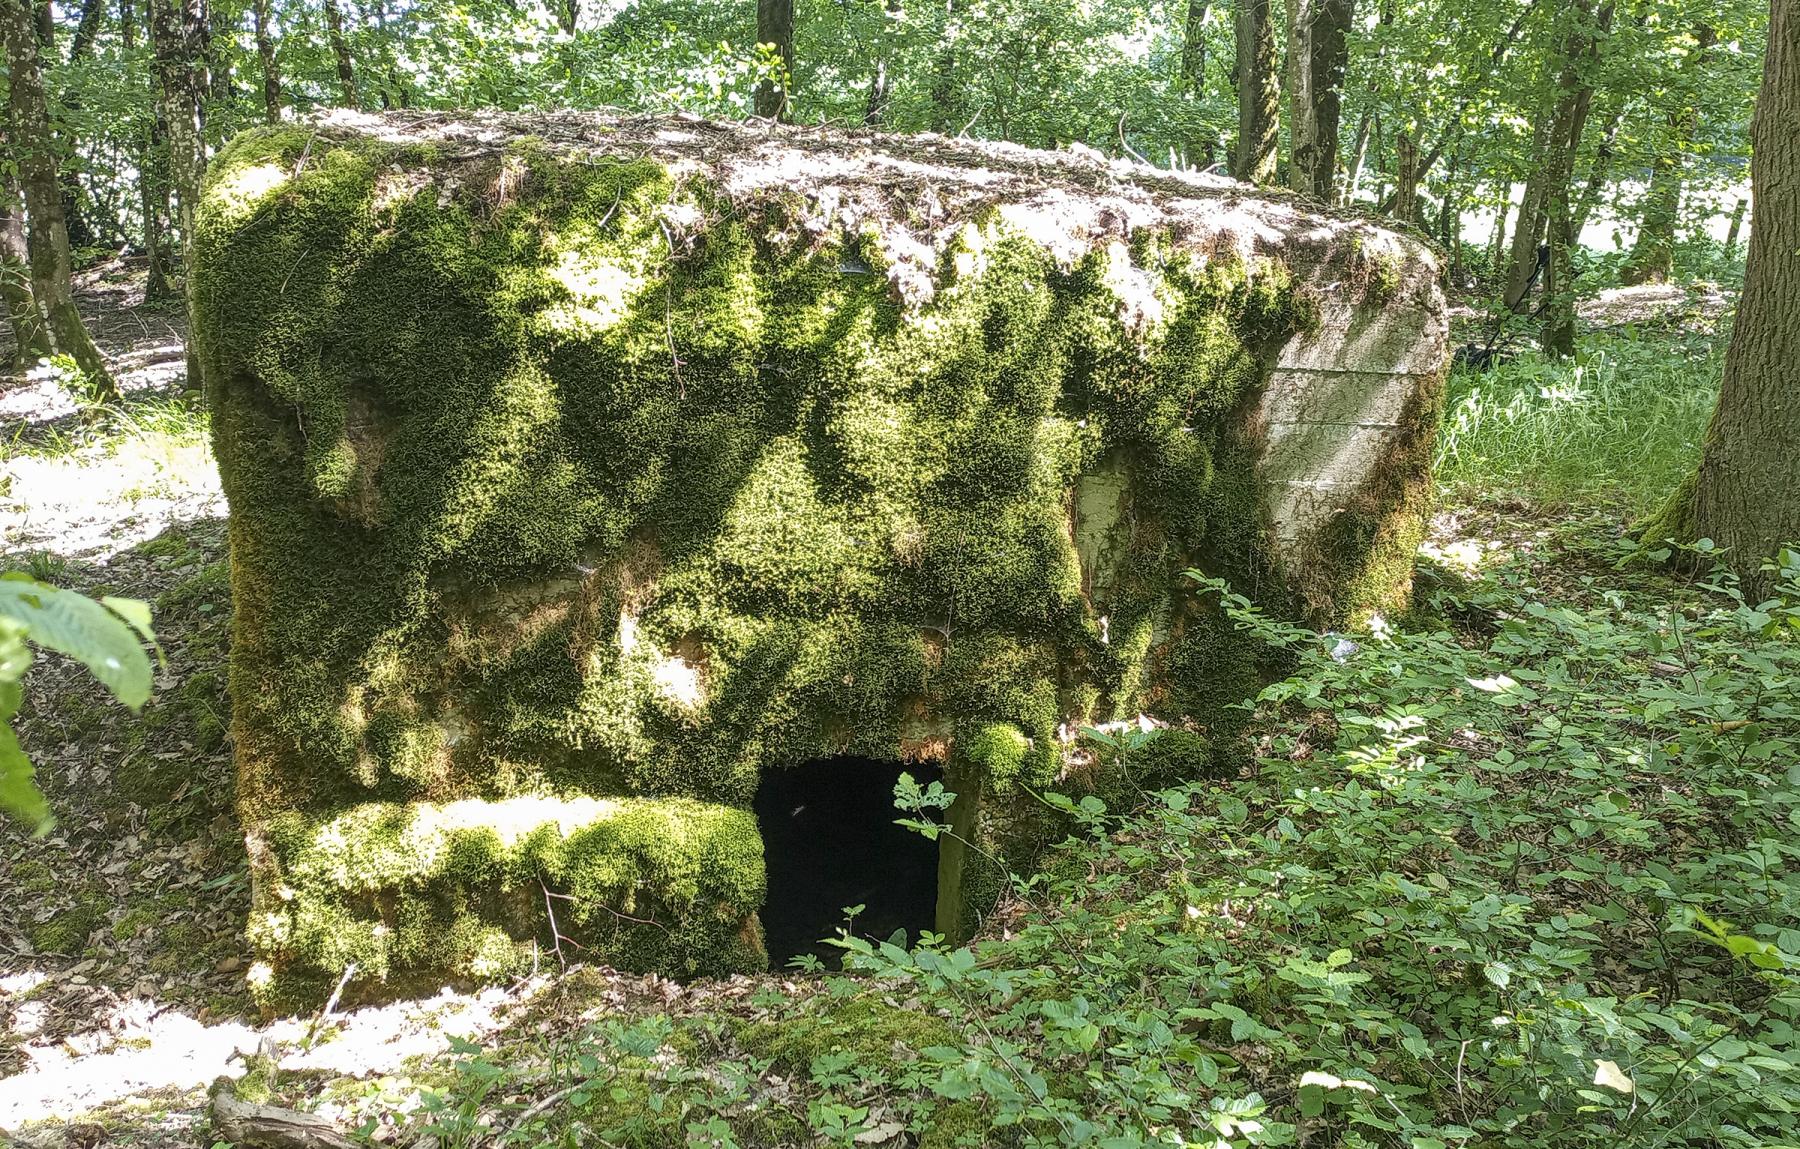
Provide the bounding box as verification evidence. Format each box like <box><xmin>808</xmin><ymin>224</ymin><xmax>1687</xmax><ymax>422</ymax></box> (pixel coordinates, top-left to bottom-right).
<box><xmin>194</xmin><ymin>111</ymin><xmax>1447</xmax><ymax>1004</ymax></box>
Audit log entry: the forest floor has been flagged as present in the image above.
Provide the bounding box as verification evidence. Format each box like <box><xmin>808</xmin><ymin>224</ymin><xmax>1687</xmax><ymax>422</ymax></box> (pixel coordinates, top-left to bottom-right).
<box><xmin>0</xmin><ymin>266</ymin><xmax>1734</xmax><ymax>1146</ymax></box>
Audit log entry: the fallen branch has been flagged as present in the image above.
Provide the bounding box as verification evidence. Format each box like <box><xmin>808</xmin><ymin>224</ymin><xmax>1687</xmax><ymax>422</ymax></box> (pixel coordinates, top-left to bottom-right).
<box><xmin>210</xmin><ymin>1084</ymin><xmax>361</xmax><ymax>1149</ymax></box>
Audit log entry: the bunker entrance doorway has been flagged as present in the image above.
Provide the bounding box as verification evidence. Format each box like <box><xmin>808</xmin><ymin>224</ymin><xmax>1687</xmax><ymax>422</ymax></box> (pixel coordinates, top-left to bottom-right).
<box><xmin>754</xmin><ymin>756</ymin><xmax>943</xmax><ymax>968</ymax></box>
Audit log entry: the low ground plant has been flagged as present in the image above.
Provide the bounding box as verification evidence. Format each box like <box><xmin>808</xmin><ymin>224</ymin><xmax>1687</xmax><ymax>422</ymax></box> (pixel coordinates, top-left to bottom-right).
<box><xmin>399</xmin><ymin>538</ymin><xmax>1799</xmax><ymax>1147</ymax></box>
<box><xmin>1436</xmin><ymin>331</ymin><xmax>1721</xmax><ymax>515</ymax></box>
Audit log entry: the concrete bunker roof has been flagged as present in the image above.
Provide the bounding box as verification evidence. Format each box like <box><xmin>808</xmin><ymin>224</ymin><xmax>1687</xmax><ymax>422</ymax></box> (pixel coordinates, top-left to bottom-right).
<box><xmin>297</xmin><ymin>109</ymin><xmax>1437</xmax><ymax>308</ymax></box>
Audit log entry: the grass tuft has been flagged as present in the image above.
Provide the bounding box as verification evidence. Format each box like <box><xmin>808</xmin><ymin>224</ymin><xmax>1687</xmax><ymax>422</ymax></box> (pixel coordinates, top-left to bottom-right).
<box><xmin>1434</xmin><ymin>329</ymin><xmax>1720</xmax><ymax>515</ymax></box>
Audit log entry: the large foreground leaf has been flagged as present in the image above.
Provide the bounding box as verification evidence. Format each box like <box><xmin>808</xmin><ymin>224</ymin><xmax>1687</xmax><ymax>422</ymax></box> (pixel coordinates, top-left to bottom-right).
<box><xmin>0</xmin><ymin>575</ymin><xmax>154</xmax><ymax>709</ymax></box>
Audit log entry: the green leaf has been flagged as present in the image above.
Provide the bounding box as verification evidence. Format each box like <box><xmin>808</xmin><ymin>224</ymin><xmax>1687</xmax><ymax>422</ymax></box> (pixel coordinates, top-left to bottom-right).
<box><xmin>0</xmin><ymin>577</ymin><xmax>153</xmax><ymax>709</ymax></box>
<box><xmin>0</xmin><ymin>719</ymin><xmax>53</xmax><ymax>836</ymax></box>
<box><xmin>101</xmin><ymin>595</ymin><xmax>159</xmax><ymax>651</ymax></box>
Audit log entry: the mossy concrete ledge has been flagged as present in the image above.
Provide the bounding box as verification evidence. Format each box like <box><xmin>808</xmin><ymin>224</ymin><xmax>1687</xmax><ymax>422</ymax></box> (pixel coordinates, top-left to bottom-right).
<box><xmin>195</xmin><ymin>110</ymin><xmax>1447</xmax><ymax>1005</ymax></box>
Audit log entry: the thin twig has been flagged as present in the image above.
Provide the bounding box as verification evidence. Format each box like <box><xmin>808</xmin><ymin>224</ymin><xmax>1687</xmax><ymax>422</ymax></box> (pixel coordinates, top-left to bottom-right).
<box><xmin>303</xmin><ymin>961</ymin><xmax>357</xmax><ymax>1047</ymax></box>
<box><xmin>488</xmin><ymin>1077</ymin><xmax>622</xmax><ymax>1148</ymax></box>
<box><xmin>542</xmin><ymin>878</ymin><xmax>570</xmax><ymax>969</ymax></box>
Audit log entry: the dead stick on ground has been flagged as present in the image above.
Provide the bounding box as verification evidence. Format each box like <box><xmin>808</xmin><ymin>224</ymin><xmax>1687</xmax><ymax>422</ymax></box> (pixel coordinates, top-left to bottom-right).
<box><xmin>210</xmin><ymin>1084</ymin><xmax>362</xmax><ymax>1149</ymax></box>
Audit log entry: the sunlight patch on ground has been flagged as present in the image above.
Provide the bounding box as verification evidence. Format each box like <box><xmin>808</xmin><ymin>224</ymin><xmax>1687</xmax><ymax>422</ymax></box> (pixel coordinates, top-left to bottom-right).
<box><xmin>0</xmin><ymin>347</ymin><xmax>188</xmax><ymax>430</ymax></box>
<box><xmin>0</xmin><ymin>980</ymin><xmax>546</xmax><ymax>1128</ymax></box>
<box><xmin>1</xmin><ymin>432</ymin><xmax>223</xmax><ymax>561</ymax></box>
<box><xmin>1422</xmin><ymin>510</ymin><xmax>1514</xmax><ymax>576</ymax></box>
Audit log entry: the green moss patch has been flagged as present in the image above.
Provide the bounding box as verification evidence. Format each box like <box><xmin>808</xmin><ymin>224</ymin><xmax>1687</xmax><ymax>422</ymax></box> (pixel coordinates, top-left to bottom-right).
<box><xmin>197</xmin><ymin>116</ymin><xmax>1439</xmax><ymax>998</ymax></box>
<box><xmin>250</xmin><ymin>795</ymin><xmax>763</xmax><ymax>1001</ymax></box>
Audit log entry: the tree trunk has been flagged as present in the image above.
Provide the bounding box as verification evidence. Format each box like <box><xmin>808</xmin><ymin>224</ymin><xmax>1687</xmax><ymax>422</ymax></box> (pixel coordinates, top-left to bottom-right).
<box><xmin>556</xmin><ymin>0</ymin><xmax>575</xmax><ymax>34</ymax></box>
<box><xmin>754</xmin><ymin>0</ymin><xmax>795</xmax><ymax>120</ymax></box>
<box><xmin>1505</xmin><ymin>4</ymin><xmax>1611</xmax><ymax>315</ymax></box>
<box><xmin>1539</xmin><ymin>1</ymin><xmax>1612</xmax><ymax>357</ymax></box>
<box><xmin>1542</xmin><ymin>188</ymin><xmax>1580</xmax><ymax>355</ymax></box>
<box><xmin>324</xmin><ymin>0</ymin><xmax>358</xmax><ymax>107</ymax></box>
<box><xmin>1233</xmin><ymin>0</ymin><xmax>1279</xmax><ymax>184</ymax></box>
<box><xmin>1287</xmin><ymin>0</ymin><xmax>1354</xmax><ymax>200</ymax></box>
<box><xmin>150</xmin><ymin>0</ymin><xmax>205</xmax><ymax>272</ymax></box>
<box><xmin>121</xmin><ymin>0</ymin><xmax>173</xmax><ymax>302</ymax></box>
<box><xmin>1623</xmin><ymin>23</ymin><xmax>1718</xmax><ymax>285</ymax></box>
<box><xmin>1488</xmin><ymin>181</ymin><xmax>1513</xmax><ymax>279</ymax></box>
<box><xmin>1502</xmin><ymin>112</ymin><xmax>1552</xmax><ymax>310</ymax></box>
<box><xmin>2</xmin><ymin>167</ymin><xmax>53</xmax><ymax>369</ymax></box>
<box><xmin>1439</xmin><ymin>144</ymin><xmax>1466</xmax><ymax>275</ymax></box>
<box><xmin>1341</xmin><ymin>105</ymin><xmax>1373</xmax><ymax>204</ymax></box>
<box><xmin>53</xmin><ymin>0</ymin><xmax>109</xmax><ymax>252</ymax></box>
<box><xmin>863</xmin><ymin>0</ymin><xmax>900</xmax><ymax>125</ymax></box>
<box><xmin>204</xmin><ymin>0</ymin><xmax>231</xmax><ymax>104</ymax></box>
<box><xmin>68</xmin><ymin>0</ymin><xmax>105</xmax><ymax>56</ymax></box>
<box><xmin>1571</xmin><ymin>101</ymin><xmax>1623</xmax><ymax>240</ymax></box>
<box><xmin>1</xmin><ymin>0</ymin><xmax>116</xmax><ymax>396</ymax></box>
<box><xmin>1724</xmin><ymin>195</ymin><xmax>1747</xmax><ymax>253</ymax></box>
<box><xmin>928</xmin><ymin>0</ymin><xmax>959</xmax><ymax>132</ymax></box>
<box><xmin>149</xmin><ymin>0</ymin><xmax>206</xmax><ymax>387</ymax></box>
<box><xmin>1181</xmin><ymin>0</ymin><xmax>1213</xmax><ymax>166</ymax></box>
<box><xmin>1657</xmin><ymin>0</ymin><xmax>1800</xmax><ymax>597</ymax></box>
<box><xmin>253</xmin><ymin>0</ymin><xmax>281</xmax><ymax>122</ymax></box>
<box><xmin>1391</xmin><ymin>129</ymin><xmax>1420</xmax><ymax>223</ymax></box>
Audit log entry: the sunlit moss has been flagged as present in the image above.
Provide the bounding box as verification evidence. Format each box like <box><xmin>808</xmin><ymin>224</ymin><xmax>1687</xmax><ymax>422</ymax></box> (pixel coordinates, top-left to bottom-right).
<box><xmin>194</xmin><ymin>123</ymin><xmax>1413</xmax><ymax>1000</ymax></box>
<box><xmin>255</xmin><ymin>795</ymin><xmax>763</xmax><ymax>1003</ymax></box>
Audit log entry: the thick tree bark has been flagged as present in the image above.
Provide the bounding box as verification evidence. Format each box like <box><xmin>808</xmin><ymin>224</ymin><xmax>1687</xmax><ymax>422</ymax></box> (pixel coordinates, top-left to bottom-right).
<box><xmin>754</xmin><ymin>0</ymin><xmax>795</xmax><ymax>120</ymax></box>
<box><xmin>1624</xmin><ymin>23</ymin><xmax>1719</xmax><ymax>285</ymax></box>
<box><xmin>1539</xmin><ymin>2</ymin><xmax>1612</xmax><ymax>357</ymax></box>
<box><xmin>324</xmin><ymin>0</ymin><xmax>358</xmax><ymax>107</ymax></box>
<box><xmin>1664</xmin><ymin>0</ymin><xmax>1800</xmax><ymax>597</ymax></box>
<box><xmin>1</xmin><ymin>0</ymin><xmax>116</xmax><ymax>395</ymax></box>
<box><xmin>253</xmin><ymin>0</ymin><xmax>281</xmax><ymax>122</ymax></box>
<box><xmin>1287</xmin><ymin>0</ymin><xmax>1354</xmax><ymax>200</ymax></box>
<box><xmin>2</xmin><ymin>167</ymin><xmax>52</xmax><ymax>368</ymax></box>
<box><xmin>1233</xmin><ymin>0</ymin><xmax>1279</xmax><ymax>183</ymax></box>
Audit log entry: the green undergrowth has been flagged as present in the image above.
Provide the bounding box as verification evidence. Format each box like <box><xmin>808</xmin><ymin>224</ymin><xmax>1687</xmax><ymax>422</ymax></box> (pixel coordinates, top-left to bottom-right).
<box><xmin>193</xmin><ymin>125</ymin><xmax>1422</xmax><ymax>997</ymax></box>
<box><xmin>1435</xmin><ymin>329</ymin><xmax>1720</xmax><ymax>516</ymax></box>
<box><xmin>387</xmin><ymin>531</ymin><xmax>1800</xmax><ymax>1148</ymax></box>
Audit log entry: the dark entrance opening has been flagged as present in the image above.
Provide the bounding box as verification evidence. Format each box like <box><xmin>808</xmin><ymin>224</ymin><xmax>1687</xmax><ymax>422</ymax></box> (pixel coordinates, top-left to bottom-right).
<box><xmin>754</xmin><ymin>756</ymin><xmax>942</xmax><ymax>968</ymax></box>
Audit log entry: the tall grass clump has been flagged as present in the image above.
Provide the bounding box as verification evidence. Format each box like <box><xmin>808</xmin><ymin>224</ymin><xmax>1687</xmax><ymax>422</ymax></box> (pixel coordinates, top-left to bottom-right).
<box><xmin>1435</xmin><ymin>330</ymin><xmax>1721</xmax><ymax>513</ymax></box>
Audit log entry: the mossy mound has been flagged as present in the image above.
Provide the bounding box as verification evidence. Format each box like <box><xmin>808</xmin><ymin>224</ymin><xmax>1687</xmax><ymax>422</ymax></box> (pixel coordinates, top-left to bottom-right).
<box><xmin>195</xmin><ymin>110</ymin><xmax>1446</xmax><ymax>1005</ymax></box>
